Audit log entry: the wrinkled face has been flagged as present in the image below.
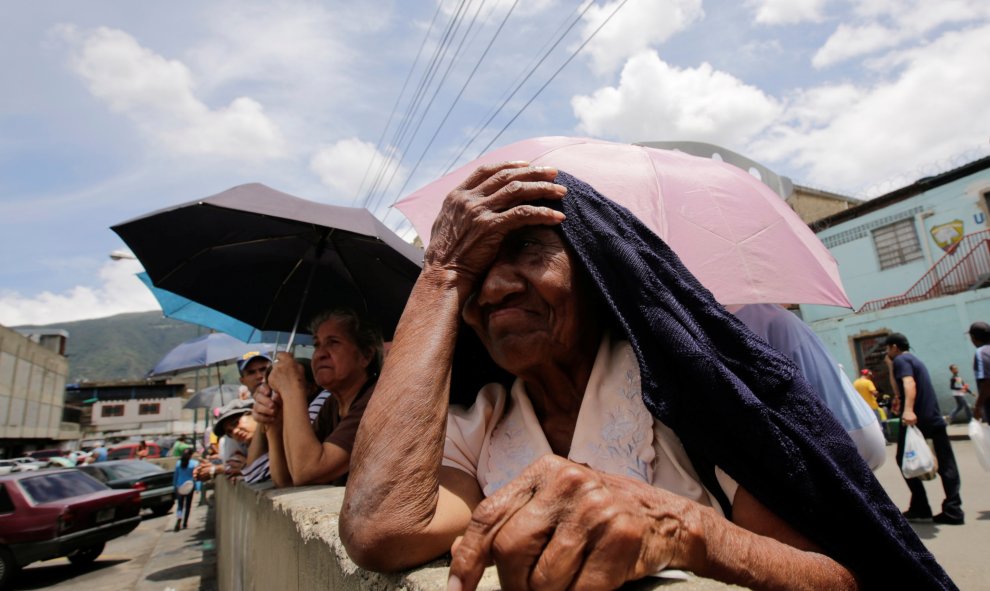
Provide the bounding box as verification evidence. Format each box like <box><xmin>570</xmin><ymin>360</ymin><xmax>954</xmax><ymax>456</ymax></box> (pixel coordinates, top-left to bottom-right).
<box><xmin>312</xmin><ymin>317</ymin><xmax>371</xmax><ymax>391</ymax></box>
<box><xmin>239</xmin><ymin>359</ymin><xmax>271</xmax><ymax>393</ymax></box>
<box><xmin>224</xmin><ymin>413</ymin><xmax>255</xmax><ymax>443</ymax></box>
<box><xmin>462</xmin><ymin>226</ymin><xmax>595</xmax><ymax>376</ymax></box>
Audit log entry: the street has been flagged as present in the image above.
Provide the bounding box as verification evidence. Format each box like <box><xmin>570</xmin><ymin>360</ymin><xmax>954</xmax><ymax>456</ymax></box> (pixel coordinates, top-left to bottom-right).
<box><xmin>8</xmin><ymin>433</ymin><xmax>989</xmax><ymax>591</ymax></box>
<box><xmin>12</xmin><ymin>501</ymin><xmax>214</xmax><ymax>591</ymax></box>
<box><xmin>872</xmin><ymin>425</ymin><xmax>990</xmax><ymax>590</ymax></box>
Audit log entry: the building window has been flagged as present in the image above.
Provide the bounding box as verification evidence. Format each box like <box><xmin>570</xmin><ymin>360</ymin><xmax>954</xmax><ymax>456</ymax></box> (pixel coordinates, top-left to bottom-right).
<box><xmin>101</xmin><ymin>405</ymin><xmax>125</xmax><ymax>417</ymax></box>
<box><xmin>872</xmin><ymin>219</ymin><xmax>924</xmax><ymax>270</ymax></box>
<box><xmin>138</xmin><ymin>403</ymin><xmax>161</xmax><ymax>416</ymax></box>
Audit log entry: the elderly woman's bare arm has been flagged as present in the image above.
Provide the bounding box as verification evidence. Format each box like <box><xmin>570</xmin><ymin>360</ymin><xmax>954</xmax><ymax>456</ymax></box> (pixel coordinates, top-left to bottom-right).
<box><xmin>340</xmin><ymin>163</ymin><xmax>568</xmax><ymax>571</ymax></box>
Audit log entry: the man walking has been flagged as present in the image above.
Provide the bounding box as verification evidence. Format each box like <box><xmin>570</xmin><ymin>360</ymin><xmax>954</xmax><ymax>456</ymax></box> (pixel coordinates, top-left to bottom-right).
<box><xmin>885</xmin><ymin>333</ymin><xmax>964</xmax><ymax>525</ymax></box>
<box><xmin>969</xmin><ymin>321</ymin><xmax>990</xmax><ymax>423</ymax></box>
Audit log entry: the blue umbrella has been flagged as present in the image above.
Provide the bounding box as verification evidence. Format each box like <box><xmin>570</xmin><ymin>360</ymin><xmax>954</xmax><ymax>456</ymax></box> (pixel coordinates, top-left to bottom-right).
<box><xmin>149</xmin><ymin>332</ymin><xmax>275</xmax><ymax>377</ymax></box>
<box><xmin>139</xmin><ymin>272</ymin><xmax>265</xmax><ymax>343</ymax></box>
<box><xmin>138</xmin><ymin>273</ymin><xmax>311</xmax><ymax>346</ymax></box>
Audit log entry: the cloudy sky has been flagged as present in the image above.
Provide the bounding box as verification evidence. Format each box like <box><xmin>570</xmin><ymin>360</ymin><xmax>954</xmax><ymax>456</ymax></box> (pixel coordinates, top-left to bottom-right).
<box><xmin>2</xmin><ymin>0</ymin><xmax>989</xmax><ymax>326</ymax></box>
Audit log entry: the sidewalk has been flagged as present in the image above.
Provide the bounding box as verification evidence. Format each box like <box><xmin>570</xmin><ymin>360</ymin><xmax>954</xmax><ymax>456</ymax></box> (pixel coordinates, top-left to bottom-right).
<box><xmin>135</xmin><ymin>499</ymin><xmax>217</xmax><ymax>591</ymax></box>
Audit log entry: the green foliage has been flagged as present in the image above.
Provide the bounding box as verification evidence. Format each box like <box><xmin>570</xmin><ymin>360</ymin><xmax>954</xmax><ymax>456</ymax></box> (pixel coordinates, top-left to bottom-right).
<box><xmin>15</xmin><ymin>312</ymin><xmax>214</xmax><ymax>382</ymax></box>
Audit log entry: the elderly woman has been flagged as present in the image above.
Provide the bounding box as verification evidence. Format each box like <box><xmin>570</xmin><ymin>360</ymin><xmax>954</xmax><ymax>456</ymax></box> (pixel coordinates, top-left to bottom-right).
<box><xmin>340</xmin><ymin>164</ymin><xmax>953</xmax><ymax>590</ymax></box>
<box><xmin>254</xmin><ymin>308</ymin><xmax>383</xmax><ymax>487</ymax></box>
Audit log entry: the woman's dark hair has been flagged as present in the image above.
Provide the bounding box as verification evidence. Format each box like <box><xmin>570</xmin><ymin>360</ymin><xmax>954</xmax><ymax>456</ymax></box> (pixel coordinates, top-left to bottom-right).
<box><xmin>180</xmin><ymin>447</ymin><xmax>194</xmax><ymax>468</ymax></box>
<box><xmin>308</xmin><ymin>307</ymin><xmax>385</xmax><ymax>377</ymax></box>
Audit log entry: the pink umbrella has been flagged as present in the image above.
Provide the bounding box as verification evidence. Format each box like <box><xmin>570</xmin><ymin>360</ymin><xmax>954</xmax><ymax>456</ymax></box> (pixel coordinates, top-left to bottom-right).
<box><xmin>396</xmin><ymin>136</ymin><xmax>850</xmax><ymax>308</ymax></box>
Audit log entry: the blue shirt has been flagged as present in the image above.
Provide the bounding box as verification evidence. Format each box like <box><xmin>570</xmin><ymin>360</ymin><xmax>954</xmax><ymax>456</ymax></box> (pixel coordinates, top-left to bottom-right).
<box><xmin>733</xmin><ymin>304</ymin><xmax>876</xmax><ymax>432</ymax></box>
<box><xmin>173</xmin><ymin>459</ymin><xmax>200</xmax><ymax>491</ymax></box>
<box><xmin>892</xmin><ymin>352</ymin><xmax>945</xmax><ymax>427</ymax></box>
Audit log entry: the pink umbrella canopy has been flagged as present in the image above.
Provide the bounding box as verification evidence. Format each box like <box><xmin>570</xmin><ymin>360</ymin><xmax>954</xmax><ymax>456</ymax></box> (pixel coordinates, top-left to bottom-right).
<box><xmin>396</xmin><ymin>136</ymin><xmax>850</xmax><ymax>308</ymax></box>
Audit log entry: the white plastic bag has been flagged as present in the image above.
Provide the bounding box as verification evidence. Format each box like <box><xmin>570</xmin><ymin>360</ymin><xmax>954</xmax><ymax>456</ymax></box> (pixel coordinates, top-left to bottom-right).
<box><xmin>968</xmin><ymin>419</ymin><xmax>990</xmax><ymax>472</ymax></box>
<box><xmin>901</xmin><ymin>425</ymin><xmax>936</xmax><ymax>479</ymax></box>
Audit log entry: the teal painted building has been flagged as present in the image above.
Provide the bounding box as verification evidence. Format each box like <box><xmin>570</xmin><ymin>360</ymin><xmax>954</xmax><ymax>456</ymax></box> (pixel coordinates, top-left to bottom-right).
<box><xmin>799</xmin><ymin>157</ymin><xmax>990</xmax><ymax>411</ymax></box>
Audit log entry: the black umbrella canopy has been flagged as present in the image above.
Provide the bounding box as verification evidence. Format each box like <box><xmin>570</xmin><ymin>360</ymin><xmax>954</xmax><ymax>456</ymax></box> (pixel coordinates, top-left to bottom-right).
<box><xmin>112</xmin><ymin>183</ymin><xmax>424</xmax><ymax>340</ymax></box>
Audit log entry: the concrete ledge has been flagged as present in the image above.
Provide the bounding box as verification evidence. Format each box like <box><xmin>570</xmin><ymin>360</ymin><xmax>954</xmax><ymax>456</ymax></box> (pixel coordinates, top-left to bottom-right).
<box><xmin>215</xmin><ymin>478</ymin><xmax>744</xmax><ymax>591</ymax></box>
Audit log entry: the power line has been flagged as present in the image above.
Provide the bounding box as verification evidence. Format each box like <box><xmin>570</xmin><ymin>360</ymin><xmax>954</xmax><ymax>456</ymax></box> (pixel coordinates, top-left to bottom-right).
<box><xmin>383</xmin><ymin>0</ymin><xmax>519</xmax><ymax>217</ymax></box>
<box><xmin>366</xmin><ymin>0</ymin><xmax>488</xmax><ymax>216</ymax></box>
<box><xmin>363</xmin><ymin>0</ymin><xmax>473</xmax><ymax>211</ymax></box>
<box><xmin>436</xmin><ymin>0</ymin><xmax>595</xmax><ymax>178</ymax></box>
<box><xmin>350</xmin><ymin>2</ymin><xmax>445</xmax><ymax>206</ymax></box>
<box><xmin>478</xmin><ymin>0</ymin><xmax>631</xmax><ymax>155</ymax></box>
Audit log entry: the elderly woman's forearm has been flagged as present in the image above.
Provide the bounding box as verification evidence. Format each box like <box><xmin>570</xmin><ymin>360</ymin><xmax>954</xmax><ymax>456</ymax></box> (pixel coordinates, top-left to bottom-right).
<box><xmin>690</xmin><ymin>508</ymin><xmax>858</xmax><ymax>590</ymax></box>
<box><xmin>265</xmin><ymin>424</ymin><xmax>292</xmax><ymax>488</ymax></box>
<box><xmin>342</xmin><ymin>270</ymin><xmax>466</xmax><ymax>559</ymax></box>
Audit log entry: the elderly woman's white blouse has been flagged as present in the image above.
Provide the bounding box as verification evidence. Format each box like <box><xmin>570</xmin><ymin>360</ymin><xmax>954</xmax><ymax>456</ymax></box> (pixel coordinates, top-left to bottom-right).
<box><xmin>442</xmin><ymin>333</ymin><xmax>739</xmax><ymax>516</ymax></box>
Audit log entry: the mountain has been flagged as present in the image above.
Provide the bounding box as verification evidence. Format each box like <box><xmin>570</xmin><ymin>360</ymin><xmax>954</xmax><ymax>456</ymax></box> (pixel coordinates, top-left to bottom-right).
<box><xmin>15</xmin><ymin>311</ymin><xmax>209</xmax><ymax>383</ymax></box>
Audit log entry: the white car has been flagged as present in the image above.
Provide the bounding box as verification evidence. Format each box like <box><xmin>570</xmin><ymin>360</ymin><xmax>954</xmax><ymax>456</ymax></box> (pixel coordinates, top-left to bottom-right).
<box><xmin>11</xmin><ymin>457</ymin><xmax>45</xmax><ymax>471</ymax></box>
<box><xmin>0</xmin><ymin>460</ymin><xmax>17</xmax><ymax>475</ymax></box>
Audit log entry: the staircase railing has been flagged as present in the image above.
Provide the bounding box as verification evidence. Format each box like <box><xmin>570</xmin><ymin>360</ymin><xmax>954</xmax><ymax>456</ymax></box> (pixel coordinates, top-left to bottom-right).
<box><xmin>858</xmin><ymin>230</ymin><xmax>990</xmax><ymax>313</ymax></box>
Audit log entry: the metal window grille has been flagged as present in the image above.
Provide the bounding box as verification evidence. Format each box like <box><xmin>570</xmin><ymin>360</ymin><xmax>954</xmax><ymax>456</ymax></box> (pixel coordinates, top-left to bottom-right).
<box><xmin>872</xmin><ymin>219</ymin><xmax>923</xmax><ymax>270</ymax></box>
<box><xmin>100</xmin><ymin>404</ymin><xmax>124</xmax><ymax>417</ymax></box>
<box><xmin>138</xmin><ymin>403</ymin><xmax>161</xmax><ymax>416</ymax></box>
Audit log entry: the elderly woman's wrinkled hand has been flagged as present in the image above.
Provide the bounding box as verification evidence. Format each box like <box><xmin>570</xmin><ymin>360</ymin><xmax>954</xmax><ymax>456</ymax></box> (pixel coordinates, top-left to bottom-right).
<box><xmin>267</xmin><ymin>351</ymin><xmax>306</xmax><ymax>401</ymax></box>
<box><xmin>448</xmin><ymin>455</ymin><xmax>704</xmax><ymax>591</ymax></box>
<box><xmin>252</xmin><ymin>382</ymin><xmax>281</xmax><ymax>426</ymax></box>
<box><xmin>425</xmin><ymin>162</ymin><xmax>567</xmax><ymax>292</ymax></box>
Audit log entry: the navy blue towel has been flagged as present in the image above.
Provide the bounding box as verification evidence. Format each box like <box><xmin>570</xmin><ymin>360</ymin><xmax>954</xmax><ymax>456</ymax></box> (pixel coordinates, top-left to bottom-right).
<box><xmin>552</xmin><ymin>170</ymin><xmax>953</xmax><ymax>589</ymax></box>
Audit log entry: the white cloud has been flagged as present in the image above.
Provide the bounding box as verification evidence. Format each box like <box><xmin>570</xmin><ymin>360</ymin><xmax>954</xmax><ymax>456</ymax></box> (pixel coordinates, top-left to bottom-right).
<box><xmin>0</xmin><ymin>259</ymin><xmax>158</xmax><ymax>326</ymax></box>
<box><xmin>813</xmin><ymin>0</ymin><xmax>990</xmax><ymax>67</ymax></box>
<box><xmin>61</xmin><ymin>26</ymin><xmax>287</xmax><ymax>160</ymax></box>
<box><xmin>752</xmin><ymin>23</ymin><xmax>990</xmax><ymax>191</ymax></box>
<box><xmin>189</xmin><ymin>2</ymin><xmax>361</xmax><ymax>94</ymax></box>
<box><xmin>748</xmin><ymin>0</ymin><xmax>827</xmax><ymax>25</ymax></box>
<box><xmin>572</xmin><ymin>50</ymin><xmax>781</xmax><ymax>146</ymax></box>
<box><xmin>579</xmin><ymin>0</ymin><xmax>703</xmax><ymax>75</ymax></box>
<box><xmin>309</xmin><ymin>138</ymin><xmax>406</xmax><ymax>206</ymax></box>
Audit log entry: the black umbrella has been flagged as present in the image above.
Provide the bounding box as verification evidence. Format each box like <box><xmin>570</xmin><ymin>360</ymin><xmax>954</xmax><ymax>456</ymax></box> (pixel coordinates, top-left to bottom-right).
<box><xmin>112</xmin><ymin>183</ymin><xmax>423</xmax><ymax>341</ymax></box>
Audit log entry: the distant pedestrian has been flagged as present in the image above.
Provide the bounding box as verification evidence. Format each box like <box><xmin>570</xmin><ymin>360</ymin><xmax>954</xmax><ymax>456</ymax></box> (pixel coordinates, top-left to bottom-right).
<box><xmin>136</xmin><ymin>440</ymin><xmax>150</xmax><ymax>460</ymax></box>
<box><xmin>968</xmin><ymin>321</ymin><xmax>990</xmax><ymax>423</ymax></box>
<box><xmin>91</xmin><ymin>443</ymin><xmax>108</xmax><ymax>462</ymax></box>
<box><xmin>948</xmin><ymin>364</ymin><xmax>972</xmax><ymax>424</ymax></box>
<box><xmin>885</xmin><ymin>333</ymin><xmax>964</xmax><ymax>525</ymax></box>
<box><xmin>172</xmin><ymin>448</ymin><xmax>199</xmax><ymax>531</ymax></box>
<box><xmin>170</xmin><ymin>435</ymin><xmax>191</xmax><ymax>457</ymax></box>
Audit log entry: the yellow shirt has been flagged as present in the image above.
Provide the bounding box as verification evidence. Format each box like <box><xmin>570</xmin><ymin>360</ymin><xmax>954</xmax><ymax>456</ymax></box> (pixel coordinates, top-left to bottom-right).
<box><xmin>853</xmin><ymin>377</ymin><xmax>880</xmax><ymax>410</ymax></box>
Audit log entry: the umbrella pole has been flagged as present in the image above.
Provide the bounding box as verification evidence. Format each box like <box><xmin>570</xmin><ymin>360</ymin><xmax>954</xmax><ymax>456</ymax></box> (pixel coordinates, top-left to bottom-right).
<box><xmin>285</xmin><ymin>262</ymin><xmax>318</xmax><ymax>351</ymax></box>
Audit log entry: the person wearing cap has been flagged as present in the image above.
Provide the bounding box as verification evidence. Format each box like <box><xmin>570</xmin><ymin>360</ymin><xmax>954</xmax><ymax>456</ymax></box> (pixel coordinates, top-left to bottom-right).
<box><xmin>968</xmin><ymin>321</ymin><xmax>990</xmax><ymax>423</ymax></box>
<box><xmin>238</xmin><ymin>352</ymin><xmax>272</xmax><ymax>395</ymax></box>
<box><xmin>885</xmin><ymin>332</ymin><xmax>964</xmax><ymax>525</ymax></box>
<box><xmin>194</xmin><ymin>399</ymin><xmax>257</xmax><ymax>481</ymax></box>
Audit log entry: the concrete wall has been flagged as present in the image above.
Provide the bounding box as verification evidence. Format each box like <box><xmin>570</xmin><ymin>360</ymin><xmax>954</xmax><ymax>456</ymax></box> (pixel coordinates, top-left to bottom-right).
<box><xmin>0</xmin><ymin>325</ymin><xmax>69</xmax><ymax>440</ymax></box>
<box><xmin>214</xmin><ymin>478</ymin><xmax>742</xmax><ymax>591</ymax></box>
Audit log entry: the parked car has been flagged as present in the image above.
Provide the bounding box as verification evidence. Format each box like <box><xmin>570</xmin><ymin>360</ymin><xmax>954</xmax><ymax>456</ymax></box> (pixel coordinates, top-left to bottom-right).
<box><xmin>75</xmin><ymin>461</ymin><xmax>175</xmax><ymax>516</ymax></box>
<box><xmin>0</xmin><ymin>469</ymin><xmax>141</xmax><ymax>587</ymax></box>
<box><xmin>106</xmin><ymin>443</ymin><xmax>162</xmax><ymax>460</ymax></box>
<box><xmin>9</xmin><ymin>459</ymin><xmax>44</xmax><ymax>472</ymax></box>
<box><xmin>24</xmin><ymin>450</ymin><xmax>64</xmax><ymax>462</ymax></box>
